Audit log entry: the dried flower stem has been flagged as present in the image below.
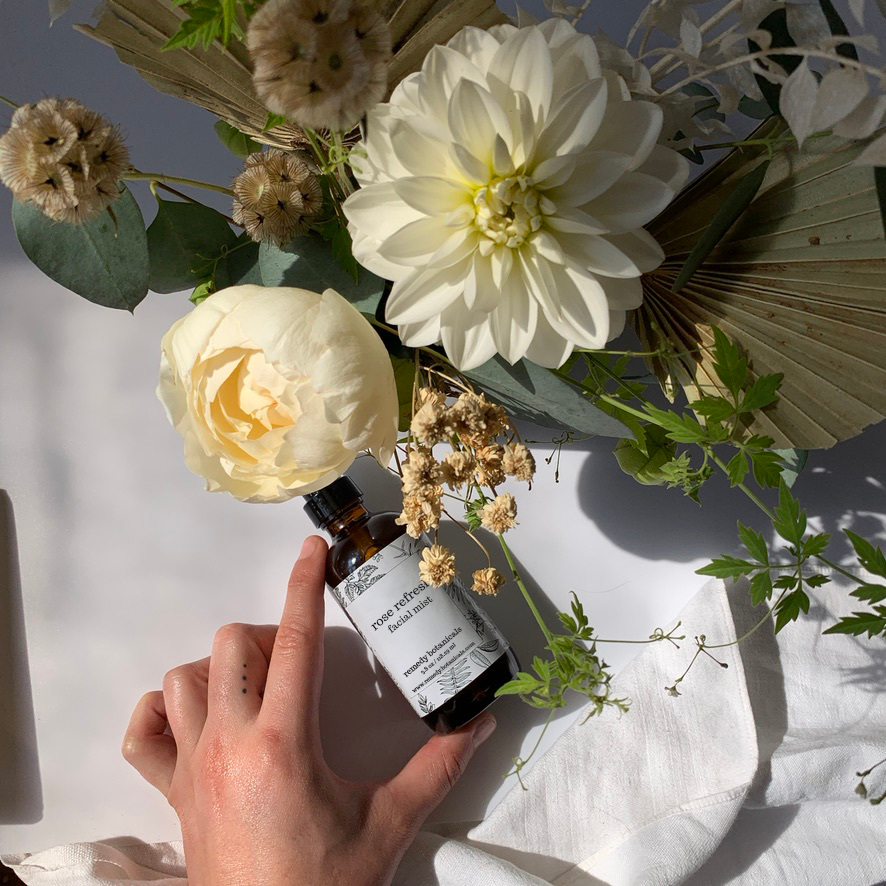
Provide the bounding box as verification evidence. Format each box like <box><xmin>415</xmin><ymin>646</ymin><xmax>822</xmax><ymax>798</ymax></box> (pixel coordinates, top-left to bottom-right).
<box><xmin>0</xmin><ymin>95</ymin><xmax>19</xmax><ymax>109</ymax></box>
<box><xmin>149</xmin><ymin>180</ymin><xmax>237</xmax><ymax>225</ymax></box>
<box><xmin>498</xmin><ymin>533</ymin><xmax>554</xmax><ymax>644</ymax></box>
<box><xmin>123</xmin><ymin>169</ymin><xmax>234</xmax><ymax>197</ymax></box>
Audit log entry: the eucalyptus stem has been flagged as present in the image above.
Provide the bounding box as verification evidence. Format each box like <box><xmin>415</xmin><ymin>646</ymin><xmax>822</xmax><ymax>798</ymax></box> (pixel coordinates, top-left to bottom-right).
<box><xmin>150</xmin><ymin>181</ymin><xmax>237</xmax><ymax>225</ymax></box>
<box><xmin>0</xmin><ymin>94</ymin><xmax>19</xmax><ymax>109</ymax></box>
<box><xmin>123</xmin><ymin>169</ymin><xmax>234</xmax><ymax>197</ymax></box>
<box><xmin>498</xmin><ymin>533</ymin><xmax>554</xmax><ymax>644</ymax></box>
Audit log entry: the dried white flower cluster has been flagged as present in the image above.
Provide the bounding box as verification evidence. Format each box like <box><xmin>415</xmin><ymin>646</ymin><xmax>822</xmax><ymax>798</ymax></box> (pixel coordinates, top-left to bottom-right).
<box><xmin>397</xmin><ymin>388</ymin><xmax>535</xmax><ymax>595</ymax></box>
<box><xmin>232</xmin><ymin>150</ymin><xmax>323</xmax><ymax>246</ymax></box>
<box><xmin>0</xmin><ymin>98</ymin><xmax>128</xmax><ymax>223</ymax></box>
<box><xmin>248</xmin><ymin>0</ymin><xmax>391</xmax><ymax>132</ymax></box>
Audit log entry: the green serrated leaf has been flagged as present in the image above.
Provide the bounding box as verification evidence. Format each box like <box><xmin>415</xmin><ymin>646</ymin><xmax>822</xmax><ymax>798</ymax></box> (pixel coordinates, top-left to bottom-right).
<box><xmin>773</xmin><ymin>448</ymin><xmax>808</xmax><ymax>489</ymax></box>
<box><xmin>802</xmin><ymin>533</ymin><xmax>831</xmax><ymax>559</ymax></box>
<box><xmin>738</xmin><ymin>522</ymin><xmax>769</xmax><ymax>565</ymax></box>
<box><xmin>146</xmin><ymin>198</ymin><xmax>238</xmax><ymax>293</ymax></box>
<box><xmin>851</xmin><ymin>583</ymin><xmax>886</xmax><ymax>604</ymax></box>
<box><xmin>263</xmin><ymin>112</ymin><xmax>289</xmax><ymax>131</ymax></box>
<box><xmin>711</xmin><ymin>327</ymin><xmax>748</xmax><ymax>400</ymax></box>
<box><xmin>696</xmin><ymin>556</ymin><xmax>756</xmax><ymax>579</ymax></box>
<box><xmin>465</xmin><ymin>359</ymin><xmax>631</xmax><ymax>439</ymax></box>
<box><xmin>259</xmin><ymin>235</ymin><xmax>385</xmax><ymax>313</ymax></box>
<box><xmin>12</xmin><ymin>186</ymin><xmax>149</xmax><ymax>311</ymax></box>
<box><xmin>213</xmin><ymin>120</ymin><xmax>261</xmax><ymax>158</ymax></box>
<box><xmin>845</xmin><ymin>530</ymin><xmax>886</xmax><ymax>579</ymax></box>
<box><xmin>689</xmin><ymin>395</ymin><xmax>736</xmax><ymax>424</ymax></box>
<box><xmin>822</xmin><ymin>609</ymin><xmax>886</xmax><ymax>639</ymax></box>
<box><xmin>774</xmin><ymin>574</ymin><xmax>800</xmax><ymax>590</ymax></box>
<box><xmin>613</xmin><ymin>423</ymin><xmax>675</xmax><ymax>486</ymax></box>
<box><xmin>807</xmin><ymin>574</ymin><xmax>831</xmax><ymax>589</ymax></box>
<box><xmin>643</xmin><ymin>404</ymin><xmax>709</xmax><ymax>443</ymax></box>
<box><xmin>740</xmin><ymin>373</ymin><xmax>783</xmax><ymax>414</ymax></box>
<box><xmin>673</xmin><ymin>159</ymin><xmax>770</xmax><ymax>293</ymax></box>
<box><xmin>725</xmin><ymin>450</ymin><xmax>749</xmax><ymax>487</ymax></box>
<box><xmin>749</xmin><ymin>570</ymin><xmax>773</xmax><ymax>605</ymax></box>
<box><xmin>774</xmin><ymin>590</ymin><xmax>810</xmax><ymax>632</ymax></box>
<box><xmin>750</xmin><ymin>449</ymin><xmax>784</xmax><ymax>489</ymax></box>
<box><xmin>772</xmin><ymin>481</ymin><xmax>806</xmax><ymax>545</ymax></box>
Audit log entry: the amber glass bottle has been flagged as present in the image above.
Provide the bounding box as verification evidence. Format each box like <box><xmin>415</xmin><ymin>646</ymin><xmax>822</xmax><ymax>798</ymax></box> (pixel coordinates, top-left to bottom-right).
<box><xmin>304</xmin><ymin>476</ymin><xmax>519</xmax><ymax>734</ymax></box>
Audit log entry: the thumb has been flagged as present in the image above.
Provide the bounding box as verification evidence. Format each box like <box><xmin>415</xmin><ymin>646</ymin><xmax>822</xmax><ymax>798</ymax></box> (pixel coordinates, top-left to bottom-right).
<box><xmin>388</xmin><ymin>713</ymin><xmax>497</xmax><ymax>826</ymax></box>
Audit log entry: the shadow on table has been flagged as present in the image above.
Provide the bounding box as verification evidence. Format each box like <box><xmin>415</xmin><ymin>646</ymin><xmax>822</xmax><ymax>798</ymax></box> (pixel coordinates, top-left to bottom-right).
<box><xmin>0</xmin><ymin>490</ymin><xmax>43</xmax><ymax>823</ymax></box>
<box><xmin>574</xmin><ymin>418</ymin><xmax>886</xmax><ymax>566</ymax></box>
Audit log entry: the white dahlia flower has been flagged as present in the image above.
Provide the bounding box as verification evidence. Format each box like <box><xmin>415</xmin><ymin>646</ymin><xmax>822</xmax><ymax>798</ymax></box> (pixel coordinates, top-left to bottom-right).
<box><xmin>342</xmin><ymin>20</ymin><xmax>690</xmax><ymax>370</ymax></box>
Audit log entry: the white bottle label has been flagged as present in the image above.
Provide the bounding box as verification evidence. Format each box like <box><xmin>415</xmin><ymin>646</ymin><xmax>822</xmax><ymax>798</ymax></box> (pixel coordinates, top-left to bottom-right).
<box><xmin>332</xmin><ymin>536</ymin><xmax>508</xmax><ymax>716</ymax></box>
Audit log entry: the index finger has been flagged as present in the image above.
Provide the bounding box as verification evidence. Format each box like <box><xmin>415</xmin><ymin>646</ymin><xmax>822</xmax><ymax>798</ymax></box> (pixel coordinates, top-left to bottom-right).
<box><xmin>260</xmin><ymin>535</ymin><xmax>328</xmax><ymax>737</ymax></box>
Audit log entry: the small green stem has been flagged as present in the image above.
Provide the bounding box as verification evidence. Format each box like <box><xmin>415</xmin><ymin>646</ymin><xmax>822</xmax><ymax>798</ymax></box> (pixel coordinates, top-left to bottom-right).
<box><xmin>0</xmin><ymin>95</ymin><xmax>19</xmax><ymax>109</ymax></box>
<box><xmin>817</xmin><ymin>555</ymin><xmax>865</xmax><ymax>585</ymax></box>
<box><xmin>123</xmin><ymin>169</ymin><xmax>234</xmax><ymax>197</ymax></box>
<box><xmin>151</xmin><ymin>181</ymin><xmax>237</xmax><ymax>225</ymax></box>
<box><xmin>704</xmin><ymin>589</ymin><xmax>788</xmax><ymax>649</ymax></box>
<box><xmin>497</xmin><ymin>534</ymin><xmax>553</xmax><ymax>644</ymax></box>
<box><xmin>710</xmin><ymin>453</ymin><xmax>776</xmax><ymax>519</ymax></box>
<box><xmin>505</xmin><ymin>709</ymin><xmax>556</xmax><ymax>789</ymax></box>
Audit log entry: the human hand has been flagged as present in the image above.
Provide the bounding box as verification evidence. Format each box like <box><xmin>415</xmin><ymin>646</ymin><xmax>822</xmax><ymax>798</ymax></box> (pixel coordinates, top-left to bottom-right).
<box><xmin>121</xmin><ymin>536</ymin><xmax>496</xmax><ymax>886</ymax></box>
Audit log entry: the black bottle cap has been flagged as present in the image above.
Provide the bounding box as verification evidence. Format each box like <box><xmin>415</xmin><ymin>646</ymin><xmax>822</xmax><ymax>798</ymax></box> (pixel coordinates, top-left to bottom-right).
<box><xmin>303</xmin><ymin>476</ymin><xmax>363</xmax><ymax>528</ymax></box>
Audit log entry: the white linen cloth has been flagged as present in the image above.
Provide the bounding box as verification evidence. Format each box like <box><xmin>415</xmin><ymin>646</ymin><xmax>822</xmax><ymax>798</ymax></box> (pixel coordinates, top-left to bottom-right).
<box><xmin>4</xmin><ymin>577</ymin><xmax>885</xmax><ymax>885</ymax></box>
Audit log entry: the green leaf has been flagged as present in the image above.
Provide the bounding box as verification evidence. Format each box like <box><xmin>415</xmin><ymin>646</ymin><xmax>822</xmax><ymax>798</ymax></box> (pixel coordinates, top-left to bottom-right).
<box><xmin>613</xmin><ymin>424</ymin><xmax>675</xmax><ymax>486</ymax></box>
<box><xmin>390</xmin><ymin>354</ymin><xmax>415</xmax><ymax>433</ymax></box>
<box><xmin>673</xmin><ymin>159</ymin><xmax>770</xmax><ymax>293</ymax></box>
<box><xmin>822</xmin><ymin>608</ymin><xmax>886</xmax><ymax>639</ymax></box>
<box><xmin>465</xmin><ymin>358</ymin><xmax>631</xmax><ymax>438</ymax></box>
<box><xmin>213</xmin><ymin>233</ymin><xmax>262</xmax><ymax>289</ymax></box>
<box><xmin>738</xmin><ymin>522</ymin><xmax>769</xmax><ymax>565</ymax></box>
<box><xmin>802</xmin><ymin>533</ymin><xmax>831</xmax><ymax>559</ymax></box>
<box><xmin>807</xmin><ymin>574</ymin><xmax>831</xmax><ymax>589</ymax></box>
<box><xmin>749</xmin><ymin>570</ymin><xmax>773</xmax><ymax>605</ymax></box>
<box><xmin>642</xmin><ymin>404</ymin><xmax>708</xmax><ymax>443</ymax></box>
<box><xmin>189</xmin><ymin>279</ymin><xmax>214</xmax><ymax>305</ymax></box>
<box><xmin>689</xmin><ymin>395</ymin><xmax>735</xmax><ymax>424</ymax></box>
<box><xmin>213</xmin><ymin>120</ymin><xmax>261</xmax><ymax>158</ymax></box>
<box><xmin>740</xmin><ymin>373</ymin><xmax>783</xmax><ymax>414</ymax></box>
<box><xmin>725</xmin><ymin>451</ymin><xmax>749</xmax><ymax>487</ymax></box>
<box><xmin>696</xmin><ymin>556</ymin><xmax>756</xmax><ymax>579</ymax></box>
<box><xmin>818</xmin><ymin>0</ymin><xmax>859</xmax><ymax>61</ymax></box>
<box><xmin>774</xmin><ymin>589</ymin><xmax>810</xmax><ymax>632</ymax></box>
<box><xmin>845</xmin><ymin>530</ymin><xmax>886</xmax><ymax>579</ymax></box>
<box><xmin>12</xmin><ymin>186</ymin><xmax>149</xmax><ymax>312</ymax></box>
<box><xmin>851</xmin><ymin>583</ymin><xmax>886</xmax><ymax>605</ymax></box>
<box><xmin>146</xmin><ymin>198</ymin><xmax>238</xmax><ymax>294</ymax></box>
<box><xmin>711</xmin><ymin>327</ymin><xmax>748</xmax><ymax>400</ymax></box>
<box><xmin>220</xmin><ymin>0</ymin><xmax>236</xmax><ymax>43</ymax></box>
<box><xmin>749</xmin><ymin>449</ymin><xmax>784</xmax><ymax>489</ymax></box>
<box><xmin>263</xmin><ymin>112</ymin><xmax>288</xmax><ymax>131</ymax></box>
<box><xmin>774</xmin><ymin>448</ymin><xmax>808</xmax><ymax>488</ymax></box>
<box><xmin>772</xmin><ymin>481</ymin><xmax>806</xmax><ymax>545</ymax></box>
<box><xmin>163</xmin><ymin>4</ymin><xmax>220</xmax><ymax>51</ymax></box>
<box><xmin>259</xmin><ymin>236</ymin><xmax>385</xmax><ymax>314</ymax></box>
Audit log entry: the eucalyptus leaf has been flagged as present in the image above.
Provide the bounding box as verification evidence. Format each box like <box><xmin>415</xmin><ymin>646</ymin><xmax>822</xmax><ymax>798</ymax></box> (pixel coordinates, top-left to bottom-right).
<box><xmin>12</xmin><ymin>186</ymin><xmax>149</xmax><ymax>312</ymax></box>
<box><xmin>673</xmin><ymin>159</ymin><xmax>771</xmax><ymax>293</ymax></box>
<box><xmin>465</xmin><ymin>358</ymin><xmax>631</xmax><ymax>439</ymax></box>
<box><xmin>774</xmin><ymin>448</ymin><xmax>808</xmax><ymax>488</ymax></box>
<box><xmin>213</xmin><ymin>233</ymin><xmax>262</xmax><ymax>288</ymax></box>
<box><xmin>213</xmin><ymin>120</ymin><xmax>261</xmax><ymax>158</ymax></box>
<box><xmin>146</xmin><ymin>198</ymin><xmax>238</xmax><ymax>293</ymax></box>
<box><xmin>259</xmin><ymin>236</ymin><xmax>386</xmax><ymax>314</ymax></box>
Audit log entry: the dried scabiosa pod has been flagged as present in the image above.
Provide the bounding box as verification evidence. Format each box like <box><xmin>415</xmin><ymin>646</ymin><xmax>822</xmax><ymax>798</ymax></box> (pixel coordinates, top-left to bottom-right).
<box><xmin>232</xmin><ymin>149</ymin><xmax>323</xmax><ymax>246</ymax></box>
<box><xmin>247</xmin><ymin>0</ymin><xmax>391</xmax><ymax>132</ymax></box>
<box><xmin>0</xmin><ymin>97</ymin><xmax>129</xmax><ymax>223</ymax></box>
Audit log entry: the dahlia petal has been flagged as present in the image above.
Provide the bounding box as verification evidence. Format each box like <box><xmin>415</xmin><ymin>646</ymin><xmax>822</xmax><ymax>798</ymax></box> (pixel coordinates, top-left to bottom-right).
<box><xmin>599</xmin><ymin>275</ymin><xmax>644</xmax><ymax>310</ymax></box>
<box><xmin>419</xmin><ymin>44</ymin><xmax>488</xmax><ymax>122</ymax></box>
<box><xmin>349</xmin><ymin>227</ymin><xmax>405</xmax><ymax>279</ymax></box>
<box><xmin>450</xmin><ymin>142</ymin><xmax>490</xmax><ymax>186</ymax></box>
<box><xmin>544</xmin><ymin>151</ymin><xmax>632</xmax><ymax>206</ymax></box>
<box><xmin>440</xmin><ymin>304</ymin><xmax>498</xmax><ymax>370</ymax></box>
<box><xmin>540</xmin><ymin>18</ymin><xmax>602</xmax><ymax>78</ymax></box>
<box><xmin>529</xmin><ymin>229</ymin><xmax>567</xmax><ymax>265</ymax></box>
<box><xmin>445</xmin><ymin>26</ymin><xmax>504</xmax><ymax>74</ymax></box>
<box><xmin>554</xmin><ymin>231</ymin><xmax>640</xmax><ymax>277</ymax></box>
<box><xmin>550</xmin><ymin>263</ymin><xmax>610</xmax><ymax>348</ymax></box>
<box><xmin>390</xmin><ymin>117</ymin><xmax>457</xmax><ymax>178</ymax></box>
<box><xmin>399</xmin><ymin>314</ymin><xmax>442</xmax><ymax>347</ymax></box>
<box><xmin>607</xmin><ymin>308</ymin><xmax>627</xmax><ymax>340</ymax></box>
<box><xmin>493</xmin><ymin>133</ymin><xmax>516</xmax><ymax>177</ymax></box>
<box><xmin>544</xmin><ymin>207</ymin><xmax>607</xmax><ymax>236</ymax></box>
<box><xmin>532</xmin><ymin>153</ymin><xmax>577</xmax><ymax>189</ymax></box>
<box><xmin>535</xmin><ymin>78</ymin><xmax>608</xmax><ymax>159</ymax></box>
<box><xmin>604</xmin><ymin>229</ymin><xmax>665</xmax><ymax>273</ymax></box>
<box><xmin>386</xmin><ymin>264</ymin><xmax>466</xmax><ymax>324</ymax></box>
<box><xmin>489</xmin><ymin>246</ymin><xmax>514</xmax><ymax>290</ymax></box>
<box><xmin>376</xmin><ymin>216</ymin><xmax>456</xmax><ymax>266</ymax></box>
<box><xmin>490</xmin><ymin>269</ymin><xmax>539</xmax><ymax>364</ymax></box>
<box><xmin>636</xmin><ymin>144</ymin><xmax>692</xmax><ymax>192</ymax></box>
<box><xmin>428</xmin><ymin>228</ymin><xmax>479</xmax><ymax>269</ymax></box>
<box><xmin>523</xmin><ymin>309</ymin><xmax>575</xmax><ymax>369</ymax></box>
<box><xmin>392</xmin><ymin>176</ymin><xmax>473</xmax><ymax>216</ymax></box>
<box><xmin>343</xmin><ymin>182</ymin><xmax>423</xmax><ymax>239</ymax></box>
<box><xmin>448</xmin><ymin>79</ymin><xmax>511</xmax><ymax>166</ymax></box>
<box><xmin>586</xmin><ymin>172</ymin><xmax>681</xmax><ymax>233</ymax></box>
<box><xmin>463</xmin><ymin>250</ymin><xmax>500</xmax><ymax>313</ymax></box>
<box><xmin>487</xmin><ymin>27</ymin><xmax>554</xmax><ymax>125</ymax></box>
<box><xmin>589</xmin><ymin>100</ymin><xmax>663</xmax><ymax>169</ymax></box>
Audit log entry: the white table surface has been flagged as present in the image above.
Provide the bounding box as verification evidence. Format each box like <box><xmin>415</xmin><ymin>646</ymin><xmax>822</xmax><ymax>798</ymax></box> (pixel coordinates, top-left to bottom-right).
<box><xmin>2</xmin><ymin>259</ymin><xmax>885</xmax><ymax>856</ymax></box>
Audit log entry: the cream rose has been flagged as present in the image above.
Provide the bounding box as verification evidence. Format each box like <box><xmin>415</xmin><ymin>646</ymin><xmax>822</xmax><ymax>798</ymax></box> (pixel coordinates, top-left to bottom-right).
<box><xmin>157</xmin><ymin>284</ymin><xmax>398</xmax><ymax>503</ymax></box>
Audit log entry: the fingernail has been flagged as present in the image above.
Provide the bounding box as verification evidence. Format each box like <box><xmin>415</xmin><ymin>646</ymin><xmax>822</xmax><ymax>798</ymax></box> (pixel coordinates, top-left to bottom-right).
<box><xmin>472</xmin><ymin>714</ymin><xmax>496</xmax><ymax>748</ymax></box>
<box><xmin>300</xmin><ymin>536</ymin><xmax>325</xmax><ymax>558</ymax></box>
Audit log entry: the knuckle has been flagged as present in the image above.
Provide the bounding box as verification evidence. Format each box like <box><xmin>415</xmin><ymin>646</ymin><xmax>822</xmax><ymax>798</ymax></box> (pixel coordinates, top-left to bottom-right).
<box><xmin>162</xmin><ymin>665</ymin><xmax>188</xmax><ymax>694</ymax></box>
<box><xmin>437</xmin><ymin>747</ymin><xmax>467</xmax><ymax>792</ymax></box>
<box><xmin>120</xmin><ymin>734</ymin><xmax>141</xmax><ymax>763</ymax></box>
<box><xmin>214</xmin><ymin>622</ymin><xmax>249</xmax><ymax>647</ymax></box>
<box><xmin>272</xmin><ymin>620</ymin><xmax>312</xmax><ymax>656</ymax></box>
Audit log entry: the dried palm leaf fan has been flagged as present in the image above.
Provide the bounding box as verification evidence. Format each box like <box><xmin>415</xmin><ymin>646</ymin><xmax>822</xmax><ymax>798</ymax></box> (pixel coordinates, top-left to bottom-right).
<box><xmin>75</xmin><ymin>0</ymin><xmax>507</xmax><ymax>150</ymax></box>
<box><xmin>633</xmin><ymin>118</ymin><xmax>886</xmax><ymax>450</ymax></box>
